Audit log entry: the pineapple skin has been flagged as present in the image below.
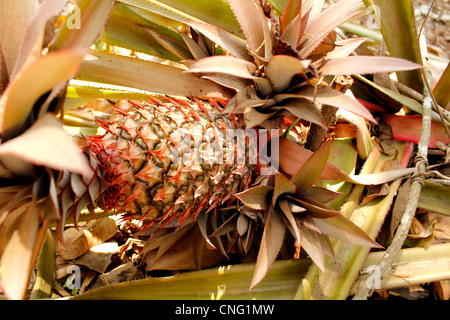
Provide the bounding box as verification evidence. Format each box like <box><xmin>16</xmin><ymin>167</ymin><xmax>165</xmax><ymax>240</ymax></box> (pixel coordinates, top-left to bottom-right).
<box><xmin>82</xmin><ymin>96</ymin><xmax>253</xmax><ymax>227</ymax></box>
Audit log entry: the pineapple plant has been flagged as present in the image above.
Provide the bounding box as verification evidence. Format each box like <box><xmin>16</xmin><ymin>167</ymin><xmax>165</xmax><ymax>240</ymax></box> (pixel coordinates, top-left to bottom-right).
<box><xmin>1</xmin><ymin>0</ymin><xmax>448</xmax><ymax>300</ymax></box>
<box><xmin>61</xmin><ymin>95</ymin><xmax>253</xmax><ymax>230</ymax></box>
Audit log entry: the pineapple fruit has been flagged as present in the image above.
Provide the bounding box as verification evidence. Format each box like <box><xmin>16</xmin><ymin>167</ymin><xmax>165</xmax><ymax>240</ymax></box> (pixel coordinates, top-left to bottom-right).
<box><xmin>59</xmin><ymin>95</ymin><xmax>253</xmax><ymax>229</ymax></box>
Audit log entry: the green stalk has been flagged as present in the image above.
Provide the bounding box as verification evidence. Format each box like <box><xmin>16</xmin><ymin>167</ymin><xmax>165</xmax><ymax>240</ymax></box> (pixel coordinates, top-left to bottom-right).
<box><xmin>30</xmin><ymin>229</ymin><xmax>56</xmax><ymax>299</ymax></box>
<box><xmin>351</xmin><ymin>242</ymin><xmax>450</xmax><ymax>293</ymax></box>
<box><xmin>295</xmin><ymin>141</ymin><xmax>412</xmax><ymax>300</ymax></box>
<box><xmin>66</xmin><ymin>243</ymin><xmax>450</xmax><ymax>300</ymax></box>
<box><xmin>71</xmin><ymin>259</ymin><xmax>312</xmax><ymax>300</ymax></box>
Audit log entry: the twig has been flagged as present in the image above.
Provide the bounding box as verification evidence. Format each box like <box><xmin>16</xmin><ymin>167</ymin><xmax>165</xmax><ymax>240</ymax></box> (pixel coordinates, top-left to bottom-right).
<box><xmin>354</xmin><ymin>93</ymin><xmax>433</xmax><ymax>300</ymax></box>
<box><xmin>395</xmin><ymin>81</ymin><xmax>450</xmax><ymax>125</ymax></box>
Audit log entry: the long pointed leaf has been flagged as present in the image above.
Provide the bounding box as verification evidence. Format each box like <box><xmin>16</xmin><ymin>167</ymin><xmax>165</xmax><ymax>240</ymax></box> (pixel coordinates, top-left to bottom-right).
<box><xmin>228</xmin><ymin>0</ymin><xmax>270</xmax><ymax>59</ymax></box>
<box><xmin>280</xmin><ymin>0</ymin><xmax>302</xmax><ymax>33</ymax></box>
<box><xmin>250</xmin><ymin>206</ymin><xmax>285</xmax><ymax>289</ymax></box>
<box><xmin>273</xmin><ymin>173</ymin><xmax>296</xmax><ymax>206</ymax></box>
<box><xmin>297</xmin><ymin>223</ymin><xmax>325</xmax><ymax>271</ymax></box>
<box><xmin>278</xmin><ymin>199</ymin><xmax>301</xmax><ymax>242</ymax></box>
<box><xmin>188</xmin><ymin>21</ymin><xmax>251</xmax><ymax>61</ymax></box>
<box><xmin>234</xmin><ymin>186</ymin><xmax>272</xmax><ymax>210</ymax></box>
<box><xmin>0</xmin><ymin>49</ymin><xmax>85</xmax><ymax>139</ymax></box>
<box><xmin>100</xmin><ymin>4</ymin><xmax>185</xmax><ymax>61</ymax></box>
<box><xmin>51</xmin><ymin>0</ymin><xmax>114</xmax><ymax>51</ymax></box>
<box><xmin>296</xmin><ymin>86</ymin><xmax>377</xmax><ymax>123</ymax></box>
<box><xmin>298</xmin><ymin>0</ymin><xmax>363</xmax><ymax>57</ymax></box>
<box><xmin>313</xmin><ymin>215</ymin><xmax>382</xmax><ymax>248</ymax></box>
<box><xmin>0</xmin><ymin>114</ymin><xmax>93</xmax><ymax>177</ymax></box>
<box><xmin>325</xmin><ymin>38</ymin><xmax>367</xmax><ymax>59</ymax></box>
<box><xmin>186</xmin><ymin>55</ymin><xmax>257</xmax><ymax>79</ymax></box>
<box><xmin>77</xmin><ymin>50</ymin><xmax>233</xmax><ymax>99</ymax></box>
<box><xmin>117</xmin><ymin>0</ymin><xmax>242</xmax><ymax>37</ymax></box>
<box><xmin>320</xmin><ymin>56</ymin><xmax>423</xmax><ymax>76</ymax></box>
<box><xmin>290</xmin><ymin>140</ymin><xmax>331</xmax><ymax>192</ymax></box>
<box><xmin>0</xmin><ymin>0</ymin><xmax>39</xmax><ymax>76</ymax></box>
<box><xmin>368</xmin><ymin>0</ymin><xmax>424</xmax><ymax>92</ymax></box>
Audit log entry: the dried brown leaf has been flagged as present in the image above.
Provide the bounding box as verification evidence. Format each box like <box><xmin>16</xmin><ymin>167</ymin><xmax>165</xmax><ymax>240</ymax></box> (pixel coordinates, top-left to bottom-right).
<box><xmin>0</xmin><ymin>201</ymin><xmax>46</xmax><ymax>300</ymax></box>
<box><xmin>59</xmin><ymin>217</ymin><xmax>117</xmax><ymax>260</ymax></box>
<box><xmin>360</xmin><ymin>184</ymin><xmax>390</xmax><ymax>205</ymax></box>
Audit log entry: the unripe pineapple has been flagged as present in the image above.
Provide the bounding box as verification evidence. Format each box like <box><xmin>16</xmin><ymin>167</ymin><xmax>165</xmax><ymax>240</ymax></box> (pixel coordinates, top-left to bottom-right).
<box><xmin>61</xmin><ymin>95</ymin><xmax>253</xmax><ymax>229</ymax></box>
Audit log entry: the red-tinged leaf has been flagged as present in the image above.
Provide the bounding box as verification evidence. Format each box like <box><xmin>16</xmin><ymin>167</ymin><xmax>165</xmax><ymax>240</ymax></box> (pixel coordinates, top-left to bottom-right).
<box><xmin>188</xmin><ymin>21</ymin><xmax>252</xmax><ymax>61</ymax></box>
<box><xmin>281</xmin><ymin>0</ymin><xmax>302</xmax><ymax>33</ymax></box>
<box><xmin>356</xmin><ymin>98</ymin><xmax>387</xmax><ymax>113</ymax></box>
<box><xmin>250</xmin><ymin>206</ymin><xmax>285</xmax><ymax>289</ymax></box>
<box><xmin>278</xmin><ymin>199</ymin><xmax>301</xmax><ymax>242</ymax></box>
<box><xmin>228</xmin><ymin>0</ymin><xmax>271</xmax><ymax>59</ymax></box>
<box><xmin>313</xmin><ymin>214</ymin><xmax>383</xmax><ymax>248</ymax></box>
<box><xmin>383</xmin><ymin>114</ymin><xmax>450</xmax><ymax>148</ymax></box>
<box><xmin>266</xmin><ymin>55</ymin><xmax>311</xmax><ymax>92</ymax></box>
<box><xmin>298</xmin><ymin>0</ymin><xmax>363</xmax><ymax>57</ymax></box>
<box><xmin>301</xmin><ymin>0</ymin><xmax>315</xmax><ymax>18</ymax></box>
<box><xmin>281</xmin><ymin>13</ymin><xmax>302</xmax><ymax>48</ymax></box>
<box><xmin>289</xmin><ymin>196</ymin><xmax>340</xmax><ymax>219</ymax></box>
<box><xmin>273</xmin><ymin>173</ymin><xmax>296</xmax><ymax>206</ymax></box>
<box><xmin>0</xmin><ymin>113</ymin><xmax>93</xmax><ymax>177</ymax></box>
<box><xmin>297</xmin><ymin>222</ymin><xmax>325</xmax><ymax>271</ymax></box>
<box><xmin>235</xmin><ymin>185</ymin><xmax>273</xmax><ymax>210</ymax></box>
<box><xmin>291</xmin><ymin>140</ymin><xmax>332</xmax><ymax>192</ymax></box>
<box><xmin>186</xmin><ymin>55</ymin><xmax>257</xmax><ymax>79</ymax></box>
<box><xmin>320</xmin><ymin>56</ymin><xmax>423</xmax><ymax>76</ymax></box>
<box><xmin>279</xmin><ymin>137</ymin><xmax>351</xmax><ymax>181</ymax></box>
<box><xmin>296</xmin><ymin>86</ymin><xmax>376</xmax><ymax>123</ymax></box>
<box><xmin>0</xmin><ymin>49</ymin><xmax>85</xmax><ymax>138</ymax></box>
<box><xmin>326</xmin><ymin>38</ymin><xmax>368</xmax><ymax>59</ymax></box>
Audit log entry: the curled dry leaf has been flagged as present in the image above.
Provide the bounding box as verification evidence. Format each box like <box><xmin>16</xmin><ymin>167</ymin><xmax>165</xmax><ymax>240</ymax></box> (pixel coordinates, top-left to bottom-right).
<box><xmin>144</xmin><ymin>225</ymin><xmax>225</xmax><ymax>271</ymax></box>
<box><xmin>58</xmin><ymin>217</ymin><xmax>117</xmax><ymax>260</ymax></box>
